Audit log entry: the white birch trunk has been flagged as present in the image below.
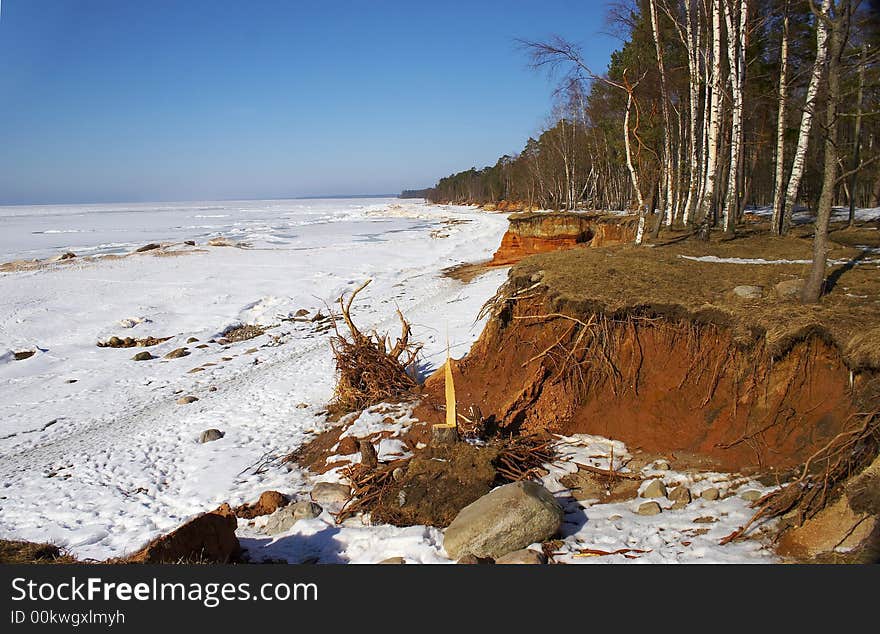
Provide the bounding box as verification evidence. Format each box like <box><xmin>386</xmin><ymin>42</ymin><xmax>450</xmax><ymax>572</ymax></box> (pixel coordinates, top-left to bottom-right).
<box><xmin>649</xmin><ymin>0</ymin><xmax>675</xmax><ymax>228</ymax></box>
<box><xmin>771</xmin><ymin>6</ymin><xmax>790</xmax><ymax>234</ymax></box>
<box><xmin>624</xmin><ymin>91</ymin><xmax>646</xmax><ymax>244</ymax></box>
<box><xmin>722</xmin><ymin>0</ymin><xmax>748</xmax><ymax>233</ymax></box>
<box><xmin>682</xmin><ymin>0</ymin><xmax>701</xmax><ymax>225</ymax></box>
<box><xmin>698</xmin><ymin>0</ymin><xmax>724</xmax><ymax>226</ymax></box>
<box><xmin>780</xmin><ymin>0</ymin><xmax>830</xmax><ymax>234</ymax></box>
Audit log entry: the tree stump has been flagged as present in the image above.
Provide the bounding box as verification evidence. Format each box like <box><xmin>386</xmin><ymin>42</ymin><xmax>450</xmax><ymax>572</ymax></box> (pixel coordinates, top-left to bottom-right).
<box><xmin>359</xmin><ymin>439</ymin><xmax>379</xmax><ymax>469</ymax></box>
<box><xmin>431</xmin><ymin>424</ymin><xmax>459</xmax><ymax>447</ymax></box>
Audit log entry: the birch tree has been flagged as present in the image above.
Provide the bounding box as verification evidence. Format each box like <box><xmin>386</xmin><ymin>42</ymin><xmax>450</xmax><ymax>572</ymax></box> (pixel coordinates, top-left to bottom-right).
<box><xmin>771</xmin><ymin>2</ymin><xmax>791</xmax><ymax>232</ymax></box>
<box><xmin>722</xmin><ymin>0</ymin><xmax>749</xmax><ymax>234</ymax></box>
<box><xmin>778</xmin><ymin>0</ymin><xmax>832</xmax><ymax>235</ymax></box>
<box><xmin>649</xmin><ymin>0</ymin><xmax>675</xmax><ymax>226</ymax></box>
<box><xmin>696</xmin><ymin>0</ymin><xmax>725</xmax><ymax>235</ymax></box>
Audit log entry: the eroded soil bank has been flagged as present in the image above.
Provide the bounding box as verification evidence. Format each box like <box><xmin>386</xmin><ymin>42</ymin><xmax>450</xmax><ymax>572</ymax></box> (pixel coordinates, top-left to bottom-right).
<box><xmin>419</xmin><ymin>228</ymin><xmax>880</xmax><ymax>476</ymax></box>
<box><xmin>490</xmin><ymin>212</ymin><xmax>639</xmax><ymax>265</ymax></box>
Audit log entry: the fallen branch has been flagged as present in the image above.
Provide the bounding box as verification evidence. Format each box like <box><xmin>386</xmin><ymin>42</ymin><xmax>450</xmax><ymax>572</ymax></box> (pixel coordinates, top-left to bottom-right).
<box><xmin>573</xmin><ymin>461</ymin><xmax>643</xmax><ymax>481</ymax></box>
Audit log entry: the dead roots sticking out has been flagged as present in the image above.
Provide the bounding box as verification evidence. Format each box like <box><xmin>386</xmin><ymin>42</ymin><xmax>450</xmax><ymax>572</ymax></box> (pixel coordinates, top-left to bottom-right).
<box><xmin>330</xmin><ymin>280</ymin><xmax>423</xmax><ymax>413</ymax></box>
<box><xmin>720</xmin><ymin>412</ymin><xmax>880</xmax><ymax>545</ymax></box>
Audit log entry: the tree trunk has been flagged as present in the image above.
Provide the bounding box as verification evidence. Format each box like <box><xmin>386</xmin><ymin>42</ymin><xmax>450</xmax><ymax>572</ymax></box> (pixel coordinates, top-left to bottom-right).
<box><xmin>697</xmin><ymin>0</ymin><xmax>724</xmax><ymax>237</ymax></box>
<box><xmin>649</xmin><ymin>0</ymin><xmax>675</xmax><ymax>228</ymax></box>
<box><xmin>802</xmin><ymin>0</ymin><xmax>845</xmax><ymax>304</ymax></box>
<box><xmin>722</xmin><ymin>0</ymin><xmax>748</xmax><ymax>235</ymax></box>
<box><xmin>848</xmin><ymin>43</ymin><xmax>866</xmax><ymax>225</ymax></box>
<box><xmin>771</xmin><ymin>4</ymin><xmax>790</xmax><ymax>233</ymax></box>
<box><xmin>624</xmin><ymin>90</ymin><xmax>647</xmax><ymax>244</ymax></box>
<box><xmin>682</xmin><ymin>0</ymin><xmax>702</xmax><ymax>226</ymax></box>
<box><xmin>780</xmin><ymin>0</ymin><xmax>831</xmax><ymax>235</ymax></box>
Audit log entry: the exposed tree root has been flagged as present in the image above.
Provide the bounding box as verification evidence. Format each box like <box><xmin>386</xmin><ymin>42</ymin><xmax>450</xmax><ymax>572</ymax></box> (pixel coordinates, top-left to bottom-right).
<box><xmin>720</xmin><ymin>412</ymin><xmax>880</xmax><ymax>545</ymax></box>
<box><xmin>329</xmin><ymin>280</ymin><xmax>423</xmax><ymax>412</ymax></box>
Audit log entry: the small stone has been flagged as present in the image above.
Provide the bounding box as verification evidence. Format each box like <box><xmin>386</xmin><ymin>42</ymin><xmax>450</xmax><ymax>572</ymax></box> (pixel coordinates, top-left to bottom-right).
<box><xmin>184</xmin><ymin>240</ymin><xmax>196</xmax><ymax>246</ymax></box>
<box><xmin>456</xmin><ymin>554</ymin><xmax>494</xmax><ymax>564</ymax></box>
<box><xmin>739</xmin><ymin>489</ymin><xmax>763</xmax><ymax>502</ymax></box>
<box><xmin>310</xmin><ymin>482</ymin><xmax>351</xmax><ymax>507</ymax></box>
<box><xmin>177</xmin><ymin>395</ymin><xmax>199</xmax><ymax>405</ymax></box>
<box><xmin>641</xmin><ymin>479</ymin><xmax>667</xmax><ymax>499</ymax></box>
<box><xmin>188</xmin><ymin>367</ymin><xmax>204</xmax><ymax>373</ymax></box>
<box><xmin>295</xmin><ymin>402</ymin><xmax>309</xmax><ymax>409</ymax></box>
<box><xmin>336</xmin><ymin>436</ymin><xmax>359</xmax><ymax>455</ymax></box>
<box><xmin>235</xmin><ymin>490</ymin><xmax>288</xmax><ymax>519</ymax></box>
<box><xmin>59</xmin><ymin>252</ymin><xmax>77</xmax><ymax>260</ymax></box>
<box><xmin>199</xmin><ymin>429</ymin><xmax>224</xmax><ymax>443</ymax></box>
<box><xmin>637</xmin><ymin>501</ymin><xmax>663</xmax><ymax>516</ymax></box>
<box><xmin>378</xmin><ymin>557</ymin><xmax>406</xmax><ymax>564</ymax></box>
<box><xmin>669</xmin><ymin>486</ymin><xmax>692</xmax><ymax>510</ymax></box>
<box><xmin>135</xmin><ymin>243</ymin><xmax>161</xmax><ymax>253</ymax></box>
<box><xmin>186</xmin><ymin>337</ymin><xmax>199</xmax><ymax>343</ymax></box>
<box><xmin>196</xmin><ymin>344</ymin><xmax>209</xmax><ymax>349</ymax></box>
<box><xmin>263</xmin><ymin>501</ymin><xmax>322</xmax><ymax>535</ymax></box>
<box><xmin>495</xmin><ymin>549</ymin><xmax>546</xmax><ymax>565</ymax></box>
<box><xmin>132</xmin><ymin>351</ymin><xmax>154</xmax><ymax>361</ymax></box>
<box><xmin>208</xmin><ymin>386</ymin><xmax>218</xmax><ymax>392</ymax></box>
<box><xmin>164</xmin><ymin>347</ymin><xmax>189</xmax><ymax>359</ymax></box>
<box><xmin>733</xmin><ymin>285</ymin><xmax>763</xmax><ymax>299</ymax></box>
<box><xmin>693</xmin><ymin>516</ymin><xmax>718</xmax><ymax>524</ymax></box>
<box><xmin>294</xmin><ymin>309</ymin><xmax>310</xmax><ymax>318</ymax></box>
<box><xmin>775</xmin><ymin>278</ymin><xmax>804</xmax><ymax>299</ymax></box>
<box><xmin>701</xmin><ymin>487</ymin><xmax>720</xmax><ymax>501</ymax></box>
<box><xmin>653</xmin><ymin>460</ymin><xmax>671</xmax><ymax>470</ymax></box>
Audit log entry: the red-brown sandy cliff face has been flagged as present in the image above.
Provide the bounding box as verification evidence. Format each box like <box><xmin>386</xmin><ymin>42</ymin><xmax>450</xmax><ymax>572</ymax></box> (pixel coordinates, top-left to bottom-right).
<box><xmin>490</xmin><ymin>212</ymin><xmax>639</xmax><ymax>265</ymax></box>
<box><xmin>416</xmin><ymin>292</ymin><xmax>873</xmax><ymax>474</ymax></box>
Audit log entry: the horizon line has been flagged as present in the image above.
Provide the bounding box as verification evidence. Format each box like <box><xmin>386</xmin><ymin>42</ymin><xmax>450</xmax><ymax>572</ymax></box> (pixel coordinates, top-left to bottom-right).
<box><xmin>0</xmin><ymin>192</ymin><xmax>416</xmax><ymax>208</ymax></box>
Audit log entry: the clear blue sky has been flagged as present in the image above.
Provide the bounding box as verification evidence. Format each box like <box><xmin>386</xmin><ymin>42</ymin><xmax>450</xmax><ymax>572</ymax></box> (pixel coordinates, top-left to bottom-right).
<box><xmin>0</xmin><ymin>0</ymin><xmax>618</xmax><ymax>204</ymax></box>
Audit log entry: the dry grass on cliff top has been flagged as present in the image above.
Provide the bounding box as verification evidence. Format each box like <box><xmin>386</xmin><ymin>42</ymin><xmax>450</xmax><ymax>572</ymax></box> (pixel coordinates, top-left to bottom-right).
<box><xmin>509</xmin><ymin>220</ymin><xmax>880</xmax><ymax>369</ymax></box>
<box><xmin>0</xmin><ymin>539</ymin><xmax>78</xmax><ymax>564</ymax></box>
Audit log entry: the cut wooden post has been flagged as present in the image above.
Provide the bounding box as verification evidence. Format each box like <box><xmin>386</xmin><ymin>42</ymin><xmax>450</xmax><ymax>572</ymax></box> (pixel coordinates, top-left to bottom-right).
<box><xmin>432</xmin><ymin>340</ymin><xmax>459</xmax><ymax>446</ymax></box>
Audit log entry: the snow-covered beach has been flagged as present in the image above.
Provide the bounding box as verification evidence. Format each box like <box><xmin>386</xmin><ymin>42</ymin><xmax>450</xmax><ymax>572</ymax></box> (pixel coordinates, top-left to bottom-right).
<box><xmin>0</xmin><ymin>198</ymin><xmax>509</xmax><ymax>560</ymax></box>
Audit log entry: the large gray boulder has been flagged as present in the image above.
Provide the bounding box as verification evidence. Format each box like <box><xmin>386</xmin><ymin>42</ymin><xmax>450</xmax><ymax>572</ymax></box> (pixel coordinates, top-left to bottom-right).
<box><xmin>443</xmin><ymin>481</ymin><xmax>563</xmax><ymax>560</ymax></box>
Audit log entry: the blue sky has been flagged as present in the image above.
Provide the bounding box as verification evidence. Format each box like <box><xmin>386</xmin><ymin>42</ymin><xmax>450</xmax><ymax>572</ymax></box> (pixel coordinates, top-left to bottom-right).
<box><xmin>0</xmin><ymin>1</ymin><xmax>618</xmax><ymax>204</ymax></box>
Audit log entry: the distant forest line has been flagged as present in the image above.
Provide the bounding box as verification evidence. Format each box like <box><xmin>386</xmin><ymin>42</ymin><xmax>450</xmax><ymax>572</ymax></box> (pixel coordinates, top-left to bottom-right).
<box><xmin>416</xmin><ymin>1</ymin><xmax>879</xmax><ymax>224</ymax></box>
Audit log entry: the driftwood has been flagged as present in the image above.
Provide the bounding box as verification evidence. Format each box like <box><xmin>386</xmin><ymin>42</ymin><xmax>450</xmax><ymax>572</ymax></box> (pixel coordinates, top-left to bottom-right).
<box><xmin>329</xmin><ymin>280</ymin><xmax>423</xmax><ymax>412</ymax></box>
